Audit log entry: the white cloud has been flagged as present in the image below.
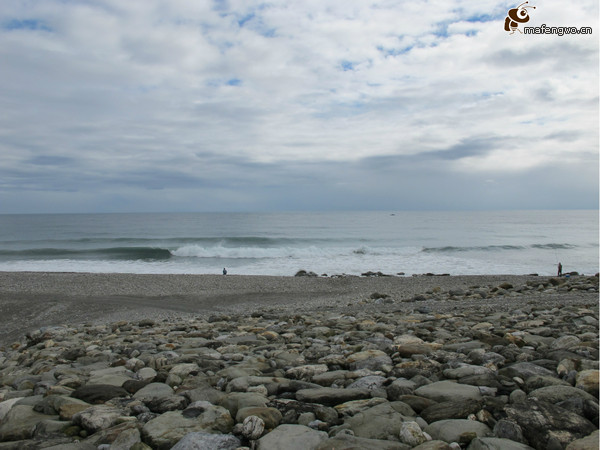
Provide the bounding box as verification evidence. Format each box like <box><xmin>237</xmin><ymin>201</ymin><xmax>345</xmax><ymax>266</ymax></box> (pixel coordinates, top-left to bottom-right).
<box><xmin>0</xmin><ymin>0</ymin><xmax>597</xmax><ymax>212</ymax></box>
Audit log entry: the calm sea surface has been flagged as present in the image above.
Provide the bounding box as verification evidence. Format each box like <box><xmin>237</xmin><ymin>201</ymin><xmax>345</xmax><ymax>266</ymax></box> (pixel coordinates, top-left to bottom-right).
<box><xmin>0</xmin><ymin>211</ymin><xmax>597</xmax><ymax>276</ymax></box>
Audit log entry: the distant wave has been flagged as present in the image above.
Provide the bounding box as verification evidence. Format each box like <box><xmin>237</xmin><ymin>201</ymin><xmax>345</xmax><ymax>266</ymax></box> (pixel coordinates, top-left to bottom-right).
<box><xmin>0</xmin><ymin>247</ymin><xmax>172</xmax><ymax>261</ymax></box>
<box><xmin>172</xmin><ymin>244</ymin><xmax>343</xmax><ymax>259</ymax></box>
<box><xmin>422</xmin><ymin>243</ymin><xmax>576</xmax><ymax>253</ymax></box>
<box><xmin>530</xmin><ymin>243</ymin><xmax>576</xmax><ymax>250</ymax></box>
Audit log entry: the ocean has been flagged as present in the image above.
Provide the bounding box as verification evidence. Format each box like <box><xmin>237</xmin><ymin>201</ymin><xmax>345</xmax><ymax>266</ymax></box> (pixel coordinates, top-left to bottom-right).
<box><xmin>0</xmin><ymin>210</ymin><xmax>597</xmax><ymax>277</ymax></box>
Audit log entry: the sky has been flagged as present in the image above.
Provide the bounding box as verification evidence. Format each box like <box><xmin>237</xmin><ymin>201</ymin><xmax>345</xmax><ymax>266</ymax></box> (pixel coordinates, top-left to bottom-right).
<box><xmin>0</xmin><ymin>0</ymin><xmax>598</xmax><ymax>213</ymax></box>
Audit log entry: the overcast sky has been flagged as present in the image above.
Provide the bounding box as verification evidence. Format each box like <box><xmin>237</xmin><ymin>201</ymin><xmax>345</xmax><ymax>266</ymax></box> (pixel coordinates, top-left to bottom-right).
<box><xmin>0</xmin><ymin>0</ymin><xmax>598</xmax><ymax>213</ymax></box>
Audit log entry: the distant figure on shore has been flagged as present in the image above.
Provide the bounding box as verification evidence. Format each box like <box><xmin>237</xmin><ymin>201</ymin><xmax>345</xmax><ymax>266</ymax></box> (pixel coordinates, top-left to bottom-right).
<box><xmin>557</xmin><ymin>262</ymin><xmax>562</xmax><ymax>277</ymax></box>
<box><xmin>223</xmin><ymin>268</ymin><xmax>227</xmax><ymax>275</ymax></box>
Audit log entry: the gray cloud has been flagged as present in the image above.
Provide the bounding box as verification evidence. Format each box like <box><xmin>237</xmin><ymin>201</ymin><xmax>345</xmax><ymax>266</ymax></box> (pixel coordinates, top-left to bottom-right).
<box><xmin>0</xmin><ymin>0</ymin><xmax>597</xmax><ymax>213</ymax></box>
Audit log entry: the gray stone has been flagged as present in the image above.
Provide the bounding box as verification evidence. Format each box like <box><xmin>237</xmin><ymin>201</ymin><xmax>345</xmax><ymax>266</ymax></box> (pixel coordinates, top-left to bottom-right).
<box><xmin>524</xmin><ymin>375</ymin><xmax>570</xmax><ymax>393</ymax></box>
<box><xmin>556</xmin><ymin>397</ymin><xmax>599</xmax><ymax>424</ymax></box>
<box><xmin>424</xmin><ymin>419</ymin><xmax>492</xmax><ymax>445</ymax></box>
<box><xmin>397</xmin><ymin>395</ymin><xmax>438</xmax><ymax>414</ymax></box>
<box><xmin>387</xmin><ymin>378</ymin><xmax>417</xmax><ymax>400</ymax></box>
<box><xmin>420</xmin><ymin>399</ymin><xmax>482</xmax><ymax>423</ymax></box>
<box><xmin>493</xmin><ymin>419</ymin><xmax>525</xmax><ymax>443</ymax></box>
<box><xmin>44</xmin><ymin>443</ymin><xmax>98</xmax><ymax>450</ymax></box>
<box><xmin>338</xmin><ymin>402</ymin><xmax>416</xmax><ymax>440</ymax></box>
<box><xmin>317</xmin><ymin>433</ymin><xmax>410</xmax><ymax>449</ymax></box>
<box><xmin>71</xmin><ymin>384</ymin><xmax>128</xmax><ymax>404</ymax></box>
<box><xmin>142</xmin><ymin>406</ymin><xmax>234</xmax><ymax>450</ymax></box>
<box><xmin>32</xmin><ymin>419</ymin><xmax>72</xmax><ymax>438</ymax></box>
<box><xmin>0</xmin><ymin>405</ymin><xmax>58</xmax><ymax>441</ymax></box>
<box><xmin>219</xmin><ymin>392</ymin><xmax>268</xmax><ymax>417</ymax></box>
<box><xmin>399</xmin><ymin>420</ymin><xmax>428</xmax><ymax>446</ymax></box>
<box><xmin>109</xmin><ymin>427</ymin><xmax>142</xmax><ymax>450</ymax></box>
<box><xmin>88</xmin><ymin>366</ymin><xmax>134</xmax><ymax>386</ymax></box>
<box><xmin>296</xmin><ymin>387</ymin><xmax>371</xmax><ymax>406</ymax></box>
<box><xmin>527</xmin><ymin>385</ymin><xmax>598</xmax><ymax>404</ymax></box>
<box><xmin>334</xmin><ymin>397</ymin><xmax>388</xmax><ymax>417</ymax></box>
<box><xmin>550</xmin><ymin>335</ymin><xmax>581</xmax><ymax>349</ymax></box>
<box><xmin>184</xmin><ymin>384</ymin><xmax>226</xmax><ymax>405</ymax></box>
<box><xmin>415</xmin><ymin>380</ymin><xmax>482</xmax><ymax>403</ymax></box>
<box><xmin>509</xmin><ymin>389</ymin><xmax>527</xmax><ymax>404</ymax></box>
<box><xmin>575</xmin><ymin>370</ymin><xmax>599</xmax><ymax>397</ymax></box>
<box><xmin>133</xmin><ymin>382</ymin><xmax>175</xmax><ymax>400</ymax></box>
<box><xmin>144</xmin><ymin>394</ymin><xmax>189</xmax><ymax>413</ymax></box>
<box><xmin>257</xmin><ymin>424</ymin><xmax>328</xmax><ymax>450</ymax></box>
<box><xmin>0</xmin><ymin>398</ymin><xmax>22</xmax><ymax>422</ymax></box>
<box><xmin>73</xmin><ymin>405</ymin><xmax>127</xmax><ymax>433</ymax></box>
<box><xmin>235</xmin><ymin>407</ymin><xmax>282</xmax><ymax>429</ymax></box>
<box><xmin>347</xmin><ymin>375</ymin><xmax>387</xmax><ymax>391</ymax></box>
<box><xmin>171</xmin><ymin>432</ymin><xmax>241</xmax><ymax>450</ymax></box>
<box><xmin>443</xmin><ymin>364</ymin><xmax>494</xmax><ymax>379</ymax></box>
<box><xmin>412</xmin><ymin>442</ymin><xmax>453</xmax><ymax>450</ymax></box>
<box><xmin>504</xmin><ymin>399</ymin><xmax>597</xmax><ymax>449</ymax></box>
<box><xmin>566</xmin><ymin>430</ymin><xmax>600</xmax><ymax>450</ymax></box>
<box><xmin>346</xmin><ymin>350</ymin><xmax>393</xmax><ymax>371</ymax></box>
<box><xmin>467</xmin><ymin>437</ymin><xmax>534</xmax><ymax>449</ymax></box>
<box><xmin>498</xmin><ymin>362</ymin><xmax>555</xmax><ymax>380</ymax></box>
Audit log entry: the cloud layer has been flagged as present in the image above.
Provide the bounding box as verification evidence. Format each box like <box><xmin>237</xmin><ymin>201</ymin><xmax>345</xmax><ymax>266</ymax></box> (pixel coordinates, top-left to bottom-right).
<box><xmin>0</xmin><ymin>0</ymin><xmax>598</xmax><ymax>212</ymax></box>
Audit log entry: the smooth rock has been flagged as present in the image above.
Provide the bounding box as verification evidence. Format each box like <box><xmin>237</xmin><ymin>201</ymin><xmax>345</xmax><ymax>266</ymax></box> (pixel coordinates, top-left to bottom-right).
<box><xmin>346</xmin><ymin>350</ymin><xmax>393</xmax><ymax>371</ymax></box>
<box><xmin>566</xmin><ymin>430</ymin><xmax>600</xmax><ymax>450</ymax></box>
<box><xmin>0</xmin><ymin>398</ymin><xmax>21</xmax><ymax>422</ymax></box>
<box><xmin>171</xmin><ymin>432</ymin><xmax>241</xmax><ymax>450</ymax></box>
<box><xmin>219</xmin><ymin>392</ymin><xmax>268</xmax><ymax>417</ymax></box>
<box><xmin>413</xmin><ymin>442</ymin><xmax>453</xmax><ymax>450</ymax></box>
<box><xmin>504</xmin><ymin>399</ymin><xmax>597</xmax><ymax>449</ymax></box>
<box><xmin>109</xmin><ymin>427</ymin><xmax>142</xmax><ymax>450</ymax></box>
<box><xmin>551</xmin><ymin>335</ymin><xmax>581</xmax><ymax>349</ymax></box>
<box><xmin>424</xmin><ymin>419</ymin><xmax>492</xmax><ymax>445</ymax></box>
<box><xmin>575</xmin><ymin>370</ymin><xmax>599</xmax><ymax>397</ymax></box>
<box><xmin>296</xmin><ymin>387</ymin><xmax>371</xmax><ymax>406</ymax></box>
<box><xmin>415</xmin><ymin>380</ymin><xmax>482</xmax><ymax>403</ymax></box>
<box><xmin>334</xmin><ymin>397</ymin><xmax>388</xmax><ymax>417</ymax></box>
<box><xmin>0</xmin><ymin>405</ymin><xmax>57</xmax><ymax>441</ymax></box>
<box><xmin>256</xmin><ymin>424</ymin><xmax>328</xmax><ymax>450</ymax></box>
<box><xmin>235</xmin><ymin>407</ymin><xmax>282</xmax><ymax>429</ymax></box>
<box><xmin>467</xmin><ymin>437</ymin><xmax>534</xmax><ymax>449</ymax></box>
<box><xmin>399</xmin><ymin>420</ymin><xmax>428</xmax><ymax>446</ymax></box>
<box><xmin>493</xmin><ymin>419</ymin><xmax>525</xmax><ymax>443</ymax></box>
<box><xmin>527</xmin><ymin>385</ymin><xmax>598</xmax><ymax>404</ymax></box>
<box><xmin>133</xmin><ymin>382</ymin><xmax>175</xmax><ymax>400</ymax></box>
<box><xmin>524</xmin><ymin>375</ymin><xmax>570</xmax><ymax>393</ymax></box>
<box><xmin>387</xmin><ymin>379</ymin><xmax>417</xmax><ymax>400</ymax></box>
<box><xmin>347</xmin><ymin>375</ymin><xmax>388</xmax><ymax>391</ymax></box>
<box><xmin>73</xmin><ymin>405</ymin><xmax>127</xmax><ymax>433</ymax></box>
<box><xmin>317</xmin><ymin>433</ymin><xmax>411</xmax><ymax>449</ymax></box>
<box><xmin>337</xmin><ymin>402</ymin><xmax>415</xmax><ymax>440</ymax></box>
<box><xmin>142</xmin><ymin>407</ymin><xmax>234</xmax><ymax>450</ymax></box>
<box><xmin>420</xmin><ymin>399</ymin><xmax>482</xmax><ymax>423</ymax></box>
<box><xmin>71</xmin><ymin>385</ymin><xmax>129</xmax><ymax>404</ymax></box>
<box><xmin>498</xmin><ymin>362</ymin><xmax>555</xmax><ymax>380</ymax></box>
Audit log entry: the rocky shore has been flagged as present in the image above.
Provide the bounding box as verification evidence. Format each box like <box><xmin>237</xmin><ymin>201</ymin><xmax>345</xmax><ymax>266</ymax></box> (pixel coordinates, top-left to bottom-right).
<box><xmin>0</xmin><ymin>273</ymin><xmax>598</xmax><ymax>449</ymax></box>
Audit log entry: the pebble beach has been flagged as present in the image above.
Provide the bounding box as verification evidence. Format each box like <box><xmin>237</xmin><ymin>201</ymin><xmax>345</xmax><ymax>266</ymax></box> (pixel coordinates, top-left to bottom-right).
<box><xmin>0</xmin><ymin>272</ymin><xmax>598</xmax><ymax>449</ymax></box>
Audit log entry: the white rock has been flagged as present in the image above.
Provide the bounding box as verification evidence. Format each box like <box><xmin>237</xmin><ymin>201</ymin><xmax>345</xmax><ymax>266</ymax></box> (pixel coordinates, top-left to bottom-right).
<box><xmin>242</xmin><ymin>415</ymin><xmax>265</xmax><ymax>440</ymax></box>
<box><xmin>399</xmin><ymin>421</ymin><xmax>427</xmax><ymax>446</ymax></box>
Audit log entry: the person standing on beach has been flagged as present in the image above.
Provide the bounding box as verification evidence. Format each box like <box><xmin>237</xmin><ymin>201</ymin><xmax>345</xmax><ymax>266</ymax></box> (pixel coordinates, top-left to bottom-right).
<box><xmin>223</xmin><ymin>268</ymin><xmax>227</xmax><ymax>275</ymax></box>
<box><xmin>557</xmin><ymin>262</ymin><xmax>562</xmax><ymax>277</ymax></box>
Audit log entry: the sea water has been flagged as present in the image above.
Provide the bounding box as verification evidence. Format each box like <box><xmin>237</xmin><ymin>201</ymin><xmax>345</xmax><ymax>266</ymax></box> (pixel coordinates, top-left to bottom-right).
<box><xmin>0</xmin><ymin>210</ymin><xmax>597</xmax><ymax>276</ymax></box>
